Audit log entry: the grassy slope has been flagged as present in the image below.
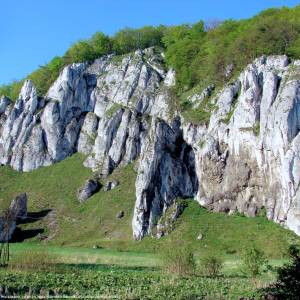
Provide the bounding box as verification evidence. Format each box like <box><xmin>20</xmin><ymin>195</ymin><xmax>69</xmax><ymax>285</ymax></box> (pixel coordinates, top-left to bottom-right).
<box><xmin>0</xmin><ymin>153</ymin><xmax>299</xmax><ymax>258</ymax></box>
<box><xmin>0</xmin><ymin>153</ymin><xmax>137</xmax><ymax>248</ymax></box>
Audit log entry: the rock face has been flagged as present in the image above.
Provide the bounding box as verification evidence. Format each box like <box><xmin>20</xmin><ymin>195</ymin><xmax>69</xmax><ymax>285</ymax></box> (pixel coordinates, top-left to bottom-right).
<box><xmin>132</xmin><ymin>117</ymin><xmax>198</xmax><ymax>239</ymax></box>
<box><xmin>1</xmin><ymin>50</ymin><xmax>300</xmax><ymax>239</ymax></box>
<box><xmin>0</xmin><ymin>49</ymin><xmax>163</xmax><ymax>173</ymax></box>
<box><xmin>77</xmin><ymin>179</ymin><xmax>100</xmax><ymax>202</ymax></box>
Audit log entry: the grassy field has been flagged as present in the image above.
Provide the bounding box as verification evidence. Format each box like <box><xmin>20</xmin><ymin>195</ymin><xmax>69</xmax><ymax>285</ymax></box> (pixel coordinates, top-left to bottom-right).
<box><xmin>0</xmin><ymin>243</ymin><xmax>284</xmax><ymax>299</ymax></box>
<box><xmin>0</xmin><ymin>267</ymin><xmax>271</xmax><ymax>299</ymax></box>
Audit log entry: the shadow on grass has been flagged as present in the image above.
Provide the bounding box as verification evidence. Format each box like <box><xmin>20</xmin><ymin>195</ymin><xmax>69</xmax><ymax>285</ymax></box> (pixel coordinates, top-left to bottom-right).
<box><xmin>11</xmin><ymin>228</ymin><xmax>44</xmax><ymax>242</ymax></box>
<box><xmin>17</xmin><ymin>209</ymin><xmax>52</xmax><ymax>224</ymax></box>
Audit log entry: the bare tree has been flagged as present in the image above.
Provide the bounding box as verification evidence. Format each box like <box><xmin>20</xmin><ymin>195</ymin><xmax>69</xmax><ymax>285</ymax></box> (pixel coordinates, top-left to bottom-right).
<box><xmin>0</xmin><ymin>209</ymin><xmax>16</xmax><ymax>267</ymax></box>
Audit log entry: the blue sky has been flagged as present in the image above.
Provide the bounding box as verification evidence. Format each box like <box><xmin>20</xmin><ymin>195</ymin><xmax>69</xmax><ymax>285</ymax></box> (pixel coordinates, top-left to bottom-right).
<box><xmin>1</xmin><ymin>0</ymin><xmax>299</xmax><ymax>85</ymax></box>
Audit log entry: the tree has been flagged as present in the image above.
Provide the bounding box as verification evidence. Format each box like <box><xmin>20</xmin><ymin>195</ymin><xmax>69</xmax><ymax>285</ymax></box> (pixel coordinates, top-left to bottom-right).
<box><xmin>64</xmin><ymin>41</ymin><xmax>95</xmax><ymax>64</ymax></box>
<box><xmin>0</xmin><ymin>209</ymin><xmax>16</xmax><ymax>267</ymax></box>
<box><xmin>90</xmin><ymin>32</ymin><xmax>112</xmax><ymax>57</ymax></box>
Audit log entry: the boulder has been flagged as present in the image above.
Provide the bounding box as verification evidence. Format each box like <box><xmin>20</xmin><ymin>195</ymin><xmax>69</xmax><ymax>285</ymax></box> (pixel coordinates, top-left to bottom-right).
<box><xmin>116</xmin><ymin>211</ymin><xmax>124</xmax><ymax>219</ymax></box>
<box><xmin>9</xmin><ymin>193</ymin><xmax>28</xmax><ymax>220</ymax></box>
<box><xmin>197</xmin><ymin>233</ymin><xmax>203</xmax><ymax>240</ymax></box>
<box><xmin>103</xmin><ymin>180</ymin><xmax>119</xmax><ymax>192</ymax></box>
<box><xmin>77</xmin><ymin>179</ymin><xmax>100</xmax><ymax>202</ymax></box>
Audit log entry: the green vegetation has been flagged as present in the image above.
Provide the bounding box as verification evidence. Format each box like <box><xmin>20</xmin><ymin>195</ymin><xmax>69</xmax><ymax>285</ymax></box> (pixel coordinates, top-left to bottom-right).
<box><xmin>0</xmin><ymin>266</ymin><xmax>267</xmax><ymax>299</ymax></box>
<box><xmin>253</xmin><ymin>121</ymin><xmax>260</xmax><ymax>136</ymax></box>
<box><xmin>160</xmin><ymin>240</ymin><xmax>196</xmax><ymax>276</ymax></box>
<box><xmin>0</xmin><ymin>244</ymin><xmax>280</xmax><ymax>299</ymax></box>
<box><xmin>0</xmin><ymin>153</ymin><xmax>138</xmax><ymax>249</ymax></box>
<box><xmin>0</xmin><ymin>154</ymin><xmax>299</xmax><ymax>297</ymax></box>
<box><xmin>181</xmin><ymin>92</ymin><xmax>218</xmax><ymax>125</ymax></box>
<box><xmin>242</xmin><ymin>246</ymin><xmax>267</xmax><ymax>278</ymax></box>
<box><xmin>164</xmin><ymin>6</ymin><xmax>300</xmax><ymax>92</ymax></box>
<box><xmin>199</xmin><ymin>255</ymin><xmax>224</xmax><ymax>277</ymax></box>
<box><xmin>105</xmin><ymin>103</ymin><xmax>125</xmax><ymax>118</ymax></box>
<box><xmin>265</xmin><ymin>245</ymin><xmax>300</xmax><ymax>298</ymax></box>
<box><xmin>112</xmin><ymin>26</ymin><xmax>165</xmax><ymax>55</ymax></box>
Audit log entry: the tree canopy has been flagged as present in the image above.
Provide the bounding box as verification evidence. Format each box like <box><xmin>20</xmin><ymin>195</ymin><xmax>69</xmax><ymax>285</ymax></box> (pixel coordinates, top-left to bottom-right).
<box><xmin>2</xmin><ymin>5</ymin><xmax>300</xmax><ymax>100</ymax></box>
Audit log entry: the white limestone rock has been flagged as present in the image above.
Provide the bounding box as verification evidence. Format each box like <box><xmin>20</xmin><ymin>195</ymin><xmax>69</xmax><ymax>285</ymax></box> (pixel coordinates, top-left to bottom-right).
<box><xmin>9</xmin><ymin>193</ymin><xmax>28</xmax><ymax>220</ymax></box>
<box><xmin>2</xmin><ymin>50</ymin><xmax>300</xmax><ymax>240</ymax></box>
<box><xmin>77</xmin><ymin>179</ymin><xmax>100</xmax><ymax>203</ymax></box>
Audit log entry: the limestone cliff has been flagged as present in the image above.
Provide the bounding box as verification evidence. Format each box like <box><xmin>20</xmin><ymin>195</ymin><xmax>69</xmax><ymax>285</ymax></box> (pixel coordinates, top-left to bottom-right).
<box><xmin>1</xmin><ymin>49</ymin><xmax>300</xmax><ymax>239</ymax></box>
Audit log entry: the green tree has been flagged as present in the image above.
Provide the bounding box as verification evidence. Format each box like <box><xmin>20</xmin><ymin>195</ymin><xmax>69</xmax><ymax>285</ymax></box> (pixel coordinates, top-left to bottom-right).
<box><xmin>64</xmin><ymin>41</ymin><xmax>95</xmax><ymax>64</ymax></box>
<box><xmin>90</xmin><ymin>32</ymin><xmax>112</xmax><ymax>57</ymax></box>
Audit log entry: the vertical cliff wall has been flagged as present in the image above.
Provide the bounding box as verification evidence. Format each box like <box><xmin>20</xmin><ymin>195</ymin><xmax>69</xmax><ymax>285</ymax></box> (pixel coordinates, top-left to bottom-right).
<box><xmin>1</xmin><ymin>50</ymin><xmax>300</xmax><ymax>239</ymax></box>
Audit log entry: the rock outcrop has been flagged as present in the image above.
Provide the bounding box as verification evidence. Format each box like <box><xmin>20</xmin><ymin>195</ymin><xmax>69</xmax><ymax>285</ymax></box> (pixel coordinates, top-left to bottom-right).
<box><xmin>77</xmin><ymin>179</ymin><xmax>100</xmax><ymax>202</ymax></box>
<box><xmin>9</xmin><ymin>193</ymin><xmax>28</xmax><ymax>220</ymax></box>
<box><xmin>1</xmin><ymin>49</ymin><xmax>300</xmax><ymax>239</ymax></box>
<box><xmin>103</xmin><ymin>180</ymin><xmax>119</xmax><ymax>192</ymax></box>
<box><xmin>155</xmin><ymin>200</ymin><xmax>187</xmax><ymax>239</ymax></box>
<box><xmin>0</xmin><ymin>49</ymin><xmax>164</xmax><ymax>173</ymax></box>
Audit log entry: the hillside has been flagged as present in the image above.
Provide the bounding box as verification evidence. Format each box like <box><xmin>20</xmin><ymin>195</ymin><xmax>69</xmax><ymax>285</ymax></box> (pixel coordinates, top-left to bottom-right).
<box><xmin>0</xmin><ymin>154</ymin><xmax>297</xmax><ymax>258</ymax></box>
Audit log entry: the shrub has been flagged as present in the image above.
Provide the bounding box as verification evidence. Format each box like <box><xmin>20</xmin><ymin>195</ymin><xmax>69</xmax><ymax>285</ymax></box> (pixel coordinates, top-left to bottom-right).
<box><xmin>241</xmin><ymin>246</ymin><xmax>267</xmax><ymax>278</ymax></box>
<box><xmin>160</xmin><ymin>241</ymin><xmax>196</xmax><ymax>276</ymax></box>
<box><xmin>199</xmin><ymin>255</ymin><xmax>223</xmax><ymax>277</ymax></box>
<box><xmin>265</xmin><ymin>244</ymin><xmax>300</xmax><ymax>298</ymax></box>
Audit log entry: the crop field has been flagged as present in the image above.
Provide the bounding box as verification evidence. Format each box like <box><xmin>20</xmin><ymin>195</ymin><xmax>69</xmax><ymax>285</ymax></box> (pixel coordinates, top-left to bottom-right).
<box><xmin>0</xmin><ymin>243</ymin><xmax>284</xmax><ymax>299</ymax></box>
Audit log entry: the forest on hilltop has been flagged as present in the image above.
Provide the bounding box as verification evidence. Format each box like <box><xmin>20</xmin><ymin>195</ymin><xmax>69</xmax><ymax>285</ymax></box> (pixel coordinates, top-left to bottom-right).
<box><xmin>1</xmin><ymin>5</ymin><xmax>300</xmax><ymax>99</ymax></box>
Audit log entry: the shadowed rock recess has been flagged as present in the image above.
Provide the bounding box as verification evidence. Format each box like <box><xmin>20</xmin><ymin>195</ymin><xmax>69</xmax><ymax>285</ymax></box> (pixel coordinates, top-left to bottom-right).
<box><xmin>1</xmin><ymin>49</ymin><xmax>300</xmax><ymax>239</ymax></box>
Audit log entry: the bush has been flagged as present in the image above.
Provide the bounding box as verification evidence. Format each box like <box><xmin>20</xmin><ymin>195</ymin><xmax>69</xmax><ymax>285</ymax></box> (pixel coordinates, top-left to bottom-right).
<box><xmin>241</xmin><ymin>246</ymin><xmax>267</xmax><ymax>278</ymax></box>
<box><xmin>0</xmin><ymin>80</ymin><xmax>24</xmax><ymax>101</ymax></box>
<box><xmin>199</xmin><ymin>255</ymin><xmax>223</xmax><ymax>277</ymax></box>
<box><xmin>265</xmin><ymin>244</ymin><xmax>300</xmax><ymax>298</ymax></box>
<box><xmin>160</xmin><ymin>241</ymin><xmax>196</xmax><ymax>276</ymax></box>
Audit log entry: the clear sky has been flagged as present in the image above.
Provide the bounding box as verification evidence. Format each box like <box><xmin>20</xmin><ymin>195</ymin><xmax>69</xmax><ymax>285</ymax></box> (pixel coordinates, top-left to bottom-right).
<box><xmin>1</xmin><ymin>0</ymin><xmax>299</xmax><ymax>85</ymax></box>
